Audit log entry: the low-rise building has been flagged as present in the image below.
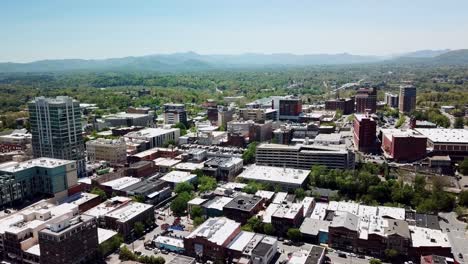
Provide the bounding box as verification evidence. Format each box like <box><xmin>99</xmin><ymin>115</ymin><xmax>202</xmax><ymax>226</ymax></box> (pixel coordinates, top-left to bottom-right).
<box><xmin>238</xmin><ymin>108</ymin><xmax>278</xmax><ymax>123</ymax></box>
<box><xmin>160</xmin><ymin>171</ymin><xmax>197</xmax><ymax>188</ymax></box>
<box><xmin>104</xmin><ymin>112</ymin><xmax>153</xmax><ymax>127</ymax></box>
<box><xmin>60</xmin><ymin>192</ymin><xmax>101</xmax><ymax>213</ymax></box>
<box><xmin>86</xmin><ymin>138</ymin><xmax>127</xmax><ymax>164</ymax></box>
<box><xmin>256</xmin><ymin>143</ymin><xmax>355</xmax><ymax>170</ymax></box>
<box><xmin>237</xmin><ymin>165</ymin><xmax>309</xmax><ymax>192</ymax></box>
<box><xmin>415</xmin><ymin>128</ymin><xmax>468</xmax><ymax>158</ymax></box>
<box><xmin>154</xmin><ymin>235</ymin><xmax>185</xmax><ymax>253</ymax></box>
<box><xmin>39</xmin><ymin>215</ymin><xmax>99</xmax><ymax>264</ymax></box>
<box><xmin>223</xmin><ymin>195</ymin><xmax>263</xmax><ymax>224</ymax></box>
<box><xmin>125</xmin><ymin>160</ymin><xmax>157</xmax><ymax>178</ymax></box>
<box><xmin>202</xmin><ymin>196</ymin><xmax>234</xmax><ymax>218</ymax></box>
<box><xmin>271</xmin><ymin>203</ymin><xmax>304</xmax><ymax>235</ymax></box>
<box><xmin>84</xmin><ymin>196</ymin><xmax>154</xmax><ymax>239</ymax></box>
<box><xmin>203</xmin><ymin>157</ymin><xmax>243</xmax><ymax>182</ymax></box>
<box><xmin>381</xmin><ymin>129</ymin><xmax>427</xmax><ymax>161</ymax></box>
<box><xmin>184</xmin><ymin>217</ymin><xmax>241</xmax><ymax>262</ymax></box>
<box><xmin>125</xmin><ymin>128</ymin><xmax>180</xmax><ymax>149</ymax></box>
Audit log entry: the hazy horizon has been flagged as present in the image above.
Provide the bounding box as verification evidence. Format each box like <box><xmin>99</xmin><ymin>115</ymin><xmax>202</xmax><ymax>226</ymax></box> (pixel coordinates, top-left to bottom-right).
<box><xmin>2</xmin><ymin>0</ymin><xmax>468</xmax><ymax>62</ymax></box>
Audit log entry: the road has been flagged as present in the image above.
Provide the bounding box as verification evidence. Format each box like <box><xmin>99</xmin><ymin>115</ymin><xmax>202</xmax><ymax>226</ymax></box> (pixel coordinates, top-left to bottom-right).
<box><xmin>439</xmin><ymin>212</ymin><xmax>468</xmax><ymax>263</ymax></box>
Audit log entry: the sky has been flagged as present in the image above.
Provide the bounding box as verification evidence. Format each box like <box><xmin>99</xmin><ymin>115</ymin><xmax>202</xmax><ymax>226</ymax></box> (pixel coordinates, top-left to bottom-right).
<box><xmin>1</xmin><ymin>0</ymin><xmax>468</xmax><ymax>62</ymax></box>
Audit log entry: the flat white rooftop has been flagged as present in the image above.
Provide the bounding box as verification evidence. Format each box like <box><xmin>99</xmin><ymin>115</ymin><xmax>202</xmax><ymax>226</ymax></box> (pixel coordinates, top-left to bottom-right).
<box><xmin>272</xmin><ymin>192</ymin><xmax>288</xmax><ymax>204</ymax></box>
<box><xmin>61</xmin><ymin>192</ymin><xmax>99</xmax><ymax>206</ymax></box>
<box><xmin>126</xmin><ymin>128</ymin><xmax>179</xmax><ymax>139</ymax></box>
<box><xmin>410</xmin><ymin>226</ymin><xmax>450</xmax><ymax>248</ymax></box>
<box><xmin>101</xmin><ymin>177</ymin><xmax>141</xmax><ymax>191</ymax></box>
<box><xmin>381</xmin><ymin>128</ymin><xmax>426</xmax><ymax>139</ymax></box>
<box><xmin>0</xmin><ymin>157</ymin><xmax>75</xmax><ymax>173</ymax></box>
<box><xmin>227</xmin><ymin>231</ymin><xmax>256</xmax><ymax>252</ymax></box>
<box><xmin>154</xmin><ymin>235</ymin><xmax>184</xmax><ymax>248</ymax></box>
<box><xmin>238</xmin><ymin>165</ymin><xmax>309</xmax><ymax>185</ymax></box>
<box><xmin>98</xmin><ymin>228</ymin><xmax>118</xmax><ymax>244</ymax></box>
<box><xmin>415</xmin><ymin>128</ymin><xmax>468</xmax><ymax>144</ymax></box>
<box><xmin>310</xmin><ymin>202</ymin><xmax>328</xmax><ymax>220</ymax></box>
<box><xmin>204</xmin><ymin>196</ymin><xmax>233</xmax><ymax>211</ymax></box>
<box><xmin>187</xmin><ymin>217</ymin><xmax>240</xmax><ymax>246</ymax></box>
<box><xmin>106</xmin><ymin>202</ymin><xmax>152</xmax><ymax>222</ymax></box>
<box><xmin>255</xmin><ymin>190</ymin><xmax>275</xmax><ymax>201</ymax></box>
<box><xmin>273</xmin><ymin>203</ymin><xmax>303</xmax><ymax>219</ymax></box>
<box><xmin>174</xmin><ymin>162</ymin><xmax>204</xmax><ymax>171</ymax></box>
<box><xmin>84</xmin><ymin>196</ymin><xmax>132</xmax><ymax>218</ymax></box>
<box><xmin>160</xmin><ymin>171</ymin><xmax>197</xmax><ymax>184</ymax></box>
<box><xmin>154</xmin><ymin>157</ymin><xmax>181</xmax><ymax>167</ymax></box>
<box><xmin>262</xmin><ymin>203</ymin><xmax>281</xmax><ymax>223</ymax></box>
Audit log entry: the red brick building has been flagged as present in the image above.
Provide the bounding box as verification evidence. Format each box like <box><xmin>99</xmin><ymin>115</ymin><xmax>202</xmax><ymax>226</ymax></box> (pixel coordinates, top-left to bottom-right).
<box><xmin>353</xmin><ymin>114</ymin><xmax>377</xmax><ymax>153</ymax></box>
<box><xmin>325</xmin><ymin>97</ymin><xmax>355</xmax><ymax>115</ymax></box>
<box><xmin>355</xmin><ymin>87</ymin><xmax>377</xmax><ymax>113</ymax></box>
<box><xmin>381</xmin><ymin>129</ymin><xmax>427</xmax><ymax>162</ymax></box>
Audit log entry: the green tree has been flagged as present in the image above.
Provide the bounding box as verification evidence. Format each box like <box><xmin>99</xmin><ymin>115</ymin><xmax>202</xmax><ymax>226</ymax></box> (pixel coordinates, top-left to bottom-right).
<box><xmin>460</xmin><ymin>158</ymin><xmax>468</xmax><ymax>175</ymax></box>
<box><xmin>384</xmin><ymin>248</ymin><xmax>400</xmax><ymax>260</ymax></box>
<box><xmin>287</xmin><ymin>228</ymin><xmax>302</xmax><ymax>242</ymax></box>
<box><xmin>173</xmin><ymin>122</ymin><xmax>187</xmax><ymax>136</ymax></box>
<box><xmin>454</xmin><ymin>117</ymin><xmax>465</xmax><ymax>128</ymax></box>
<box><xmin>134</xmin><ymin>222</ymin><xmax>145</xmax><ymax>237</ymax></box>
<box><xmin>243</xmin><ymin>181</ymin><xmax>264</xmax><ymax>194</ymax></box>
<box><xmin>242</xmin><ymin>216</ymin><xmax>264</xmax><ymax>233</ymax></box>
<box><xmin>242</xmin><ymin>142</ymin><xmax>259</xmax><ymax>164</ymax></box>
<box><xmin>170</xmin><ymin>192</ymin><xmax>192</xmax><ymax>216</ymax></box>
<box><xmin>174</xmin><ymin>182</ymin><xmax>194</xmax><ymax>194</ymax></box>
<box><xmin>193</xmin><ymin>217</ymin><xmax>205</xmax><ymax>227</ymax></box>
<box><xmin>263</xmin><ymin>223</ymin><xmax>276</xmax><ymax>235</ymax></box>
<box><xmin>395</xmin><ymin>114</ymin><xmax>406</xmax><ymax>128</ymax></box>
<box><xmin>119</xmin><ymin>246</ymin><xmax>136</xmax><ymax>261</ymax></box>
<box><xmin>197</xmin><ymin>175</ymin><xmax>217</xmax><ymax>193</ymax></box>
<box><xmin>459</xmin><ymin>190</ymin><xmax>468</xmax><ymax>207</ymax></box>
<box><xmin>91</xmin><ymin>187</ymin><xmax>107</xmax><ymax>200</ymax></box>
<box><xmin>131</xmin><ymin>195</ymin><xmax>145</xmax><ymax>203</ymax></box>
<box><xmin>190</xmin><ymin>206</ymin><xmax>204</xmax><ymax>219</ymax></box>
<box><xmin>294</xmin><ymin>188</ymin><xmax>305</xmax><ymax>200</ymax></box>
<box><xmin>369</xmin><ymin>259</ymin><xmax>382</xmax><ymax>264</ymax></box>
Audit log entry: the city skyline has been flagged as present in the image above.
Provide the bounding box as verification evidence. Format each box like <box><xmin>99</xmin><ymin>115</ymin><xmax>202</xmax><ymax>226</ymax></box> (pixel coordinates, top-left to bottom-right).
<box><xmin>1</xmin><ymin>0</ymin><xmax>468</xmax><ymax>62</ymax></box>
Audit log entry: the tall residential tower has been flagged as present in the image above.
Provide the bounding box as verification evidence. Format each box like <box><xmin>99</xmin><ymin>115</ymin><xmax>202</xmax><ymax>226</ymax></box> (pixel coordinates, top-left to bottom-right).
<box><xmin>28</xmin><ymin>96</ymin><xmax>85</xmax><ymax>176</ymax></box>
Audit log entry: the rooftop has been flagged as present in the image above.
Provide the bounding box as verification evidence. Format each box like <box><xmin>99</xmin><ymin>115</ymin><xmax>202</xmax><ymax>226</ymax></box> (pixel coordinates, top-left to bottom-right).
<box><xmin>174</xmin><ymin>162</ymin><xmax>204</xmax><ymax>171</ymax></box>
<box><xmin>188</xmin><ymin>197</ymin><xmax>207</xmax><ymax>206</ymax></box>
<box><xmin>160</xmin><ymin>170</ymin><xmax>197</xmax><ymax>184</ymax></box>
<box><xmin>153</xmin><ymin>157</ymin><xmax>181</xmax><ymax>167</ymax></box>
<box><xmin>255</xmin><ymin>190</ymin><xmax>275</xmax><ymax>201</ymax></box>
<box><xmin>227</xmin><ymin>231</ymin><xmax>256</xmax><ymax>252</ymax></box>
<box><xmin>410</xmin><ymin>226</ymin><xmax>451</xmax><ymax>248</ymax></box>
<box><xmin>223</xmin><ymin>195</ymin><xmax>262</xmax><ymax>212</ymax></box>
<box><xmin>238</xmin><ymin>165</ymin><xmax>309</xmax><ymax>185</ymax></box>
<box><xmin>84</xmin><ymin>196</ymin><xmax>132</xmax><ymax>218</ymax></box>
<box><xmin>415</xmin><ymin>128</ymin><xmax>468</xmax><ymax>144</ymax></box>
<box><xmin>125</xmin><ymin>127</ymin><xmax>179</xmax><ymax>139</ymax></box>
<box><xmin>330</xmin><ymin>212</ymin><xmax>359</xmax><ymax>231</ymax></box>
<box><xmin>154</xmin><ymin>235</ymin><xmax>184</xmax><ymax>248</ymax></box>
<box><xmin>203</xmin><ymin>196</ymin><xmax>234</xmax><ymax>211</ymax></box>
<box><xmin>272</xmin><ymin>203</ymin><xmax>303</xmax><ymax>219</ymax></box>
<box><xmin>262</xmin><ymin>203</ymin><xmax>281</xmax><ymax>224</ymax></box>
<box><xmin>300</xmin><ymin>218</ymin><xmax>330</xmax><ymax>236</ymax></box>
<box><xmin>186</xmin><ymin>217</ymin><xmax>240</xmax><ymax>246</ymax></box>
<box><xmin>309</xmin><ymin>202</ymin><xmax>328</xmax><ymax>220</ymax></box>
<box><xmin>105</xmin><ymin>112</ymin><xmax>150</xmax><ymax>119</ymax></box>
<box><xmin>101</xmin><ymin>177</ymin><xmax>141</xmax><ymax>191</ymax></box>
<box><xmin>98</xmin><ymin>228</ymin><xmax>118</xmax><ymax>244</ymax></box>
<box><xmin>105</xmin><ymin>201</ymin><xmax>153</xmax><ymax>222</ymax></box>
<box><xmin>381</xmin><ymin>128</ymin><xmax>427</xmax><ymax>140</ymax></box>
<box><xmin>60</xmin><ymin>192</ymin><xmax>99</xmax><ymax>206</ymax></box>
<box><xmin>0</xmin><ymin>158</ymin><xmax>75</xmax><ymax>173</ymax></box>
<box><xmin>272</xmin><ymin>192</ymin><xmax>288</xmax><ymax>204</ymax></box>
<box><xmin>205</xmin><ymin>157</ymin><xmax>243</xmax><ymax>168</ymax></box>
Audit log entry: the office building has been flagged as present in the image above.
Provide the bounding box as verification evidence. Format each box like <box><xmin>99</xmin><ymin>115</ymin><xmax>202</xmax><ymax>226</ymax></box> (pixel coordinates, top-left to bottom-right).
<box><xmin>385</xmin><ymin>93</ymin><xmax>399</xmax><ymax>108</ymax></box>
<box><xmin>163</xmin><ymin>103</ymin><xmax>187</xmax><ymax>125</ymax></box>
<box><xmin>237</xmin><ymin>165</ymin><xmax>309</xmax><ymax>191</ymax></box>
<box><xmin>0</xmin><ymin>158</ymin><xmax>78</xmax><ymax>206</ymax></box>
<box><xmin>355</xmin><ymin>87</ymin><xmax>377</xmax><ymax>113</ymax></box>
<box><xmin>353</xmin><ymin>114</ymin><xmax>377</xmax><ymax>153</ymax></box>
<box><xmin>381</xmin><ymin>129</ymin><xmax>427</xmax><ymax>161</ymax></box>
<box><xmin>160</xmin><ymin>170</ymin><xmax>197</xmax><ymax>188</ymax></box>
<box><xmin>184</xmin><ymin>217</ymin><xmax>241</xmax><ymax>262</ymax></box>
<box><xmin>125</xmin><ymin>128</ymin><xmax>180</xmax><ymax>149</ymax></box>
<box><xmin>325</xmin><ymin>97</ymin><xmax>355</xmax><ymax>115</ymax></box>
<box><xmin>0</xmin><ymin>200</ymin><xmax>79</xmax><ymax>264</ymax></box>
<box><xmin>399</xmin><ymin>85</ymin><xmax>417</xmax><ymax>113</ymax></box>
<box><xmin>272</xmin><ymin>96</ymin><xmax>302</xmax><ymax>121</ymax></box>
<box><xmin>84</xmin><ymin>196</ymin><xmax>154</xmax><ymax>239</ymax></box>
<box><xmin>223</xmin><ymin>195</ymin><xmax>263</xmax><ymax>224</ymax></box>
<box><xmin>218</xmin><ymin>106</ymin><xmax>235</xmax><ymax>128</ymax></box>
<box><xmin>414</xmin><ymin>128</ymin><xmax>468</xmax><ymax>158</ymax></box>
<box><xmin>203</xmin><ymin>157</ymin><xmax>243</xmax><ymax>182</ymax></box>
<box><xmin>256</xmin><ymin>143</ymin><xmax>355</xmax><ymax>170</ymax></box>
<box><xmin>271</xmin><ymin>203</ymin><xmax>305</xmax><ymax>235</ymax></box>
<box><xmin>238</xmin><ymin>108</ymin><xmax>278</xmax><ymax>123</ymax></box>
<box><xmin>250</xmin><ymin>236</ymin><xmax>278</xmax><ymax>264</ymax></box>
<box><xmin>104</xmin><ymin>112</ymin><xmax>153</xmax><ymax>127</ymax></box>
<box><xmin>39</xmin><ymin>215</ymin><xmax>99</xmax><ymax>264</ymax></box>
<box><xmin>28</xmin><ymin>96</ymin><xmax>85</xmax><ymax>176</ymax></box>
<box><xmin>86</xmin><ymin>138</ymin><xmax>127</xmax><ymax>164</ymax></box>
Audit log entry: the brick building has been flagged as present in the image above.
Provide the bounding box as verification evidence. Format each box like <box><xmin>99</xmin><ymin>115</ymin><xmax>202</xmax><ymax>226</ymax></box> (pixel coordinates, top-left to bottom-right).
<box><xmin>355</xmin><ymin>87</ymin><xmax>377</xmax><ymax>113</ymax></box>
<box><xmin>223</xmin><ymin>195</ymin><xmax>263</xmax><ymax>224</ymax></box>
<box><xmin>353</xmin><ymin>114</ymin><xmax>377</xmax><ymax>153</ymax></box>
<box><xmin>381</xmin><ymin>129</ymin><xmax>427</xmax><ymax>161</ymax></box>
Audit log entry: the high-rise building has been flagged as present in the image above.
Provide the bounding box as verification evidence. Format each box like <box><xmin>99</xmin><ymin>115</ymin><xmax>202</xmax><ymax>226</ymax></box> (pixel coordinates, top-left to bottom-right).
<box><xmin>163</xmin><ymin>103</ymin><xmax>187</xmax><ymax>126</ymax></box>
<box><xmin>39</xmin><ymin>215</ymin><xmax>99</xmax><ymax>264</ymax></box>
<box><xmin>384</xmin><ymin>93</ymin><xmax>399</xmax><ymax>108</ymax></box>
<box><xmin>399</xmin><ymin>85</ymin><xmax>417</xmax><ymax>113</ymax></box>
<box><xmin>272</xmin><ymin>96</ymin><xmax>302</xmax><ymax>121</ymax></box>
<box><xmin>325</xmin><ymin>97</ymin><xmax>355</xmax><ymax>115</ymax></box>
<box><xmin>355</xmin><ymin>88</ymin><xmax>377</xmax><ymax>113</ymax></box>
<box><xmin>28</xmin><ymin>96</ymin><xmax>85</xmax><ymax>176</ymax></box>
<box><xmin>353</xmin><ymin>114</ymin><xmax>377</xmax><ymax>153</ymax></box>
<box><xmin>217</xmin><ymin>106</ymin><xmax>234</xmax><ymax>128</ymax></box>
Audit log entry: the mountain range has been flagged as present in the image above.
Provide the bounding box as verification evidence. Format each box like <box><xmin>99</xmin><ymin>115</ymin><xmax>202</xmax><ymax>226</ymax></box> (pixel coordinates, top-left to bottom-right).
<box><xmin>1</xmin><ymin>49</ymin><xmax>467</xmax><ymax>73</ymax></box>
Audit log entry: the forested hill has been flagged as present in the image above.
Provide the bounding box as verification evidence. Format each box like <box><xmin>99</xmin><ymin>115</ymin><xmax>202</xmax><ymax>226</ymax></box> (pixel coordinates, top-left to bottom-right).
<box><xmin>1</xmin><ymin>49</ymin><xmax>468</xmax><ymax>73</ymax></box>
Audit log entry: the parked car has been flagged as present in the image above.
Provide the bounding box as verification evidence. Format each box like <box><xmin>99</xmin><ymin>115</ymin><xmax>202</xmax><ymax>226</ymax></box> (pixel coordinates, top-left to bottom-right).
<box><xmin>338</xmin><ymin>252</ymin><xmax>347</xmax><ymax>258</ymax></box>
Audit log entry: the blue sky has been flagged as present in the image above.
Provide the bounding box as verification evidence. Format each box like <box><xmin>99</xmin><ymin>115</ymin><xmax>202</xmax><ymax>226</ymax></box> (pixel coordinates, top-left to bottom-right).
<box><xmin>1</xmin><ymin>0</ymin><xmax>468</xmax><ymax>62</ymax></box>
